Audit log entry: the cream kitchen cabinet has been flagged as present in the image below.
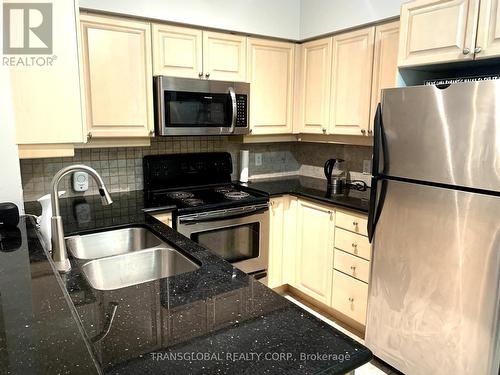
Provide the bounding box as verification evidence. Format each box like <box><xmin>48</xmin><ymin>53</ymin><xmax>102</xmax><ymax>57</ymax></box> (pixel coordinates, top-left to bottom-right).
<box><xmin>295</xmin><ymin>199</ymin><xmax>334</xmax><ymax>305</ymax></box>
<box><xmin>370</xmin><ymin>21</ymin><xmax>400</xmax><ymax>125</ymax></box>
<box><xmin>268</xmin><ymin>196</ymin><xmax>298</xmax><ymax>288</ymax></box>
<box><xmin>151</xmin><ymin>212</ymin><xmax>173</xmax><ymax>228</ymax></box>
<box><xmin>476</xmin><ymin>0</ymin><xmax>500</xmax><ymax>59</ymax></box>
<box><xmin>268</xmin><ymin>197</ymin><xmax>285</xmax><ymax>288</ymax></box>
<box><xmin>330</xmin><ymin>27</ymin><xmax>375</xmax><ymax>136</ymax></box>
<box><xmin>80</xmin><ymin>14</ymin><xmax>154</xmax><ymax>139</ymax></box>
<box><xmin>11</xmin><ymin>0</ymin><xmax>84</xmax><ymax>158</ymax></box>
<box><xmin>332</xmin><ymin>208</ymin><xmax>371</xmax><ymax>327</ymax></box>
<box><xmin>203</xmin><ymin>31</ymin><xmax>247</xmax><ymax>82</ymax></box>
<box><xmin>296</xmin><ymin>37</ymin><xmax>333</xmax><ymax>134</ymax></box>
<box><xmin>398</xmin><ymin>0</ymin><xmax>481</xmax><ymax>67</ymax></box>
<box><xmin>152</xmin><ymin>25</ymin><xmax>246</xmax><ymax>82</ymax></box>
<box><xmin>331</xmin><ymin>270</ymin><xmax>369</xmax><ymax>326</ymax></box>
<box><xmin>152</xmin><ymin>24</ymin><xmax>203</xmax><ymax>78</ymax></box>
<box><xmin>247</xmin><ymin>38</ymin><xmax>295</xmax><ymax>135</ymax></box>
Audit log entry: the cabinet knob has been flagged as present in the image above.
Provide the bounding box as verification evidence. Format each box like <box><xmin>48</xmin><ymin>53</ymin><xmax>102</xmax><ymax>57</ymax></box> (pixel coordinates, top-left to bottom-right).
<box><xmin>348</xmin><ymin>297</ymin><xmax>354</xmax><ymax>303</ymax></box>
<box><xmin>474</xmin><ymin>47</ymin><xmax>482</xmax><ymax>54</ymax></box>
<box><xmin>351</xmin><ymin>243</ymin><xmax>358</xmax><ymax>248</ymax></box>
<box><xmin>205</xmin><ymin>73</ymin><xmax>210</xmax><ymax>79</ymax></box>
<box><xmin>198</xmin><ymin>72</ymin><xmax>203</xmax><ymax>78</ymax></box>
<box><xmin>361</xmin><ymin>129</ymin><xmax>366</xmax><ymax>135</ymax></box>
<box><xmin>463</xmin><ymin>48</ymin><xmax>471</xmax><ymax>55</ymax></box>
<box><xmin>350</xmin><ymin>265</ymin><xmax>356</xmax><ymax>270</ymax></box>
<box><xmin>149</xmin><ymin>129</ymin><xmax>154</xmax><ymax>137</ymax></box>
<box><xmin>87</xmin><ymin>132</ymin><xmax>92</xmax><ymax>141</ymax></box>
<box><xmin>368</xmin><ymin>130</ymin><xmax>373</xmax><ymax>135</ymax></box>
<box><xmin>352</xmin><ymin>221</ymin><xmax>358</xmax><ymax>226</ymax></box>
<box><xmin>322</xmin><ymin>128</ymin><xmax>327</xmax><ymax>134</ymax></box>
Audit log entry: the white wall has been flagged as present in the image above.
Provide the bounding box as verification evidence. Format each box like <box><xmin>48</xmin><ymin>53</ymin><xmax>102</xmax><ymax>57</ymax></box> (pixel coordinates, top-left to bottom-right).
<box><xmin>80</xmin><ymin>0</ymin><xmax>301</xmax><ymax>40</ymax></box>
<box><xmin>0</xmin><ymin>70</ymin><xmax>24</xmax><ymax>212</ymax></box>
<box><xmin>300</xmin><ymin>0</ymin><xmax>404</xmax><ymax>39</ymax></box>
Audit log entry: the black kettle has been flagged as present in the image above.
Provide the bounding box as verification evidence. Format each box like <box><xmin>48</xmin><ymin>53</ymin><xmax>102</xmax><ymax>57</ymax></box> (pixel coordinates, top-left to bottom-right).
<box><xmin>324</xmin><ymin>158</ymin><xmax>345</xmax><ymax>194</ymax></box>
<box><xmin>324</xmin><ymin>159</ymin><xmax>345</xmax><ymax>180</ymax></box>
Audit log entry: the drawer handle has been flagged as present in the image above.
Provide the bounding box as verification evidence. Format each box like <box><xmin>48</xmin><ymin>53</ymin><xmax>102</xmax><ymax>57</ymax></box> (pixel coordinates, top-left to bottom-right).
<box><xmin>352</xmin><ymin>221</ymin><xmax>358</xmax><ymax>227</ymax></box>
<box><xmin>350</xmin><ymin>265</ymin><xmax>356</xmax><ymax>270</ymax></box>
<box><xmin>351</xmin><ymin>243</ymin><xmax>358</xmax><ymax>254</ymax></box>
<box><xmin>348</xmin><ymin>297</ymin><xmax>354</xmax><ymax>303</ymax></box>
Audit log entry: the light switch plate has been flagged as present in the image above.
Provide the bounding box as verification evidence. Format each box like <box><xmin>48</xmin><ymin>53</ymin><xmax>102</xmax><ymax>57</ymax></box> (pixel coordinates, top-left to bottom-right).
<box><xmin>255</xmin><ymin>153</ymin><xmax>262</xmax><ymax>166</ymax></box>
<box><xmin>72</xmin><ymin>171</ymin><xmax>89</xmax><ymax>192</ymax></box>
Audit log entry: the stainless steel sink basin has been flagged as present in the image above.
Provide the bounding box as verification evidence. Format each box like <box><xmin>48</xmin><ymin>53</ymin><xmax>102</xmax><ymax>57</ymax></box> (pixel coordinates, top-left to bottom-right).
<box><xmin>66</xmin><ymin>227</ymin><xmax>166</xmax><ymax>260</ymax></box>
<box><xmin>81</xmin><ymin>247</ymin><xmax>200</xmax><ymax>290</ymax></box>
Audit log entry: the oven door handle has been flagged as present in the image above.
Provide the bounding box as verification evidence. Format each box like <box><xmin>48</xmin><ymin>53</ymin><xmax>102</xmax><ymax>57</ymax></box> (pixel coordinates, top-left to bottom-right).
<box><xmin>228</xmin><ymin>87</ymin><xmax>237</xmax><ymax>134</ymax></box>
<box><xmin>179</xmin><ymin>206</ymin><xmax>268</xmax><ymax>224</ymax></box>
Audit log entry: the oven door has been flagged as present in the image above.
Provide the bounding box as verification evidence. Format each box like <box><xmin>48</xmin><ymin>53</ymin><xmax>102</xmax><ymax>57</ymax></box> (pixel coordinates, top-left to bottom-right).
<box><xmin>155</xmin><ymin>76</ymin><xmax>248</xmax><ymax>136</ymax></box>
<box><xmin>176</xmin><ymin>205</ymin><xmax>269</xmax><ymax>275</ymax></box>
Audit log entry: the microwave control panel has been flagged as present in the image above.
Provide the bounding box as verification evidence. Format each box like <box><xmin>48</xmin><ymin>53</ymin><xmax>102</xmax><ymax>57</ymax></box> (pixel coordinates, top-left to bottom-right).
<box><xmin>236</xmin><ymin>94</ymin><xmax>248</xmax><ymax>127</ymax></box>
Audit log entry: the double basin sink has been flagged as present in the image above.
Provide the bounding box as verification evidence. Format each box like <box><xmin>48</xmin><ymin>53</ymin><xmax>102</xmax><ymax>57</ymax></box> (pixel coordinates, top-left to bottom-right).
<box><xmin>65</xmin><ymin>227</ymin><xmax>199</xmax><ymax>291</ymax></box>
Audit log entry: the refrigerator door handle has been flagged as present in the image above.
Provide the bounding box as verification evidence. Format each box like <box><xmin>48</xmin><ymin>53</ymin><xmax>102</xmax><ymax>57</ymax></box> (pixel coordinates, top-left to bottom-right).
<box><xmin>367</xmin><ymin>177</ymin><xmax>388</xmax><ymax>243</ymax></box>
<box><xmin>372</xmin><ymin>103</ymin><xmax>389</xmax><ymax>177</ymax></box>
<box><xmin>367</xmin><ymin>177</ymin><xmax>378</xmax><ymax>242</ymax></box>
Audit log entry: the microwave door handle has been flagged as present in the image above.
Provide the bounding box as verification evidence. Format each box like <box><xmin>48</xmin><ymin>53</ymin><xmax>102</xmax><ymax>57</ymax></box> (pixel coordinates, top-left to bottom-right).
<box><xmin>228</xmin><ymin>87</ymin><xmax>237</xmax><ymax>134</ymax></box>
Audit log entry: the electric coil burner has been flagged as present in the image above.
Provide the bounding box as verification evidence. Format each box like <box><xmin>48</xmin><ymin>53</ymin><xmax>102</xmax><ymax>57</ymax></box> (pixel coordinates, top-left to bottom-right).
<box><xmin>143</xmin><ymin>152</ymin><xmax>269</xmax><ymax>279</ymax></box>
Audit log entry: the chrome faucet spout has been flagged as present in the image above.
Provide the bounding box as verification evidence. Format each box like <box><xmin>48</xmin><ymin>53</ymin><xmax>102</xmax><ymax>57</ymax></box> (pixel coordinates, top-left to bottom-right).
<box><xmin>50</xmin><ymin>165</ymin><xmax>112</xmax><ymax>272</ymax></box>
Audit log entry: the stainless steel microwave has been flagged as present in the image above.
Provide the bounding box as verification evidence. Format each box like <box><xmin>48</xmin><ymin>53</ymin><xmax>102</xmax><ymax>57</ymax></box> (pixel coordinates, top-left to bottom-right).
<box><xmin>154</xmin><ymin>76</ymin><xmax>250</xmax><ymax>136</ymax></box>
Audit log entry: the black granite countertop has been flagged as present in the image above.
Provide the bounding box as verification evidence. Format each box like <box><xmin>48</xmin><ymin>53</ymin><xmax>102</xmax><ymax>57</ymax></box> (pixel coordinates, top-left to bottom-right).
<box><xmin>15</xmin><ymin>192</ymin><xmax>372</xmax><ymax>374</ymax></box>
<box><xmin>241</xmin><ymin>175</ymin><xmax>371</xmax><ymax>213</ymax></box>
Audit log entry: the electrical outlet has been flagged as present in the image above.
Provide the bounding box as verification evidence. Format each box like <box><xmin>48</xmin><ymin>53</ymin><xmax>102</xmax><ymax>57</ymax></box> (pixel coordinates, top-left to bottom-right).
<box><xmin>255</xmin><ymin>153</ymin><xmax>262</xmax><ymax>166</ymax></box>
<box><xmin>363</xmin><ymin>160</ymin><xmax>372</xmax><ymax>175</ymax></box>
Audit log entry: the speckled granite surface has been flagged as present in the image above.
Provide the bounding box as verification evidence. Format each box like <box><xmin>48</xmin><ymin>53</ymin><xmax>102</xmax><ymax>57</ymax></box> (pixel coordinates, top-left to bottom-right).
<box><xmin>242</xmin><ymin>175</ymin><xmax>371</xmax><ymax>213</ymax></box>
<box><xmin>13</xmin><ymin>192</ymin><xmax>372</xmax><ymax>374</ymax></box>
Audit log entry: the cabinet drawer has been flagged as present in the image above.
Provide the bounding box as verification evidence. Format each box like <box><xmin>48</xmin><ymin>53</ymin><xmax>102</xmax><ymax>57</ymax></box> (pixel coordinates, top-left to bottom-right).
<box><xmin>336</xmin><ymin>210</ymin><xmax>368</xmax><ymax>235</ymax></box>
<box><xmin>334</xmin><ymin>249</ymin><xmax>370</xmax><ymax>283</ymax></box>
<box><xmin>331</xmin><ymin>270</ymin><xmax>368</xmax><ymax>325</ymax></box>
<box><xmin>335</xmin><ymin>227</ymin><xmax>371</xmax><ymax>260</ymax></box>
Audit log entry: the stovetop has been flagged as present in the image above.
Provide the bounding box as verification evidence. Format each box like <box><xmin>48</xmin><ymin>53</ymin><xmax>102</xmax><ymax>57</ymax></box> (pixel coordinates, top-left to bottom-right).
<box><xmin>144</xmin><ymin>183</ymin><xmax>269</xmax><ymax>214</ymax></box>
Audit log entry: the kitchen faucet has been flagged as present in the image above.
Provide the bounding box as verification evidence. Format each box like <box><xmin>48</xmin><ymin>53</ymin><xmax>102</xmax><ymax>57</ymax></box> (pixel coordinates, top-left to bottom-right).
<box><xmin>50</xmin><ymin>165</ymin><xmax>113</xmax><ymax>272</ymax></box>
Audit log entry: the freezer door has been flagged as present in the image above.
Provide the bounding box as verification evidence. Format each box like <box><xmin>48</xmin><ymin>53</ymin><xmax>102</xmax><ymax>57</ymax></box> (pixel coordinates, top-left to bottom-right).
<box><xmin>380</xmin><ymin>81</ymin><xmax>500</xmax><ymax>192</ymax></box>
<box><xmin>365</xmin><ymin>179</ymin><xmax>500</xmax><ymax>375</ymax></box>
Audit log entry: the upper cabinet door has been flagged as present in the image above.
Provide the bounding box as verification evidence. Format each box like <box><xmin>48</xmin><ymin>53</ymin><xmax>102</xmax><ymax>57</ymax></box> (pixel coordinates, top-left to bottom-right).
<box><xmin>476</xmin><ymin>0</ymin><xmax>500</xmax><ymax>59</ymax></box>
<box><xmin>12</xmin><ymin>0</ymin><xmax>84</xmax><ymax>146</ymax></box>
<box><xmin>370</xmin><ymin>21</ymin><xmax>400</xmax><ymax>130</ymax></box>
<box><xmin>81</xmin><ymin>14</ymin><xmax>153</xmax><ymax>138</ymax></box>
<box><xmin>247</xmin><ymin>38</ymin><xmax>295</xmax><ymax>135</ymax></box>
<box><xmin>202</xmin><ymin>31</ymin><xmax>247</xmax><ymax>82</ymax></box>
<box><xmin>398</xmin><ymin>0</ymin><xmax>480</xmax><ymax>67</ymax></box>
<box><xmin>330</xmin><ymin>27</ymin><xmax>375</xmax><ymax>136</ymax></box>
<box><xmin>297</xmin><ymin>37</ymin><xmax>333</xmax><ymax>134</ymax></box>
<box><xmin>152</xmin><ymin>24</ymin><xmax>203</xmax><ymax>78</ymax></box>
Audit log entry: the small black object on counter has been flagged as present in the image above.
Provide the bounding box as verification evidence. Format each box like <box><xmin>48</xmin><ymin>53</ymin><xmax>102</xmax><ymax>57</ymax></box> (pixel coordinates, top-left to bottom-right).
<box><xmin>0</xmin><ymin>202</ymin><xmax>20</xmax><ymax>227</ymax></box>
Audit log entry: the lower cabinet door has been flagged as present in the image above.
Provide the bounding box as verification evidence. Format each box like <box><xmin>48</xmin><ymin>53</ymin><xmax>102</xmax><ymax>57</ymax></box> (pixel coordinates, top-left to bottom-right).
<box><xmin>295</xmin><ymin>199</ymin><xmax>334</xmax><ymax>305</ymax></box>
<box><xmin>331</xmin><ymin>270</ymin><xmax>368</xmax><ymax>325</ymax></box>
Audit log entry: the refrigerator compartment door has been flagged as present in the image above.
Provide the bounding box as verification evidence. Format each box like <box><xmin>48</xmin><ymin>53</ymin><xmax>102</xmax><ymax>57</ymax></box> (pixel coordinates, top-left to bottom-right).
<box><xmin>335</xmin><ymin>228</ymin><xmax>372</xmax><ymax>260</ymax></box>
<box><xmin>334</xmin><ymin>249</ymin><xmax>370</xmax><ymax>283</ymax></box>
<box><xmin>366</xmin><ymin>179</ymin><xmax>500</xmax><ymax>375</ymax></box>
<box><xmin>336</xmin><ymin>210</ymin><xmax>368</xmax><ymax>236</ymax></box>
<box><xmin>332</xmin><ymin>270</ymin><xmax>369</xmax><ymax>325</ymax></box>
<box><xmin>380</xmin><ymin>81</ymin><xmax>500</xmax><ymax>192</ymax></box>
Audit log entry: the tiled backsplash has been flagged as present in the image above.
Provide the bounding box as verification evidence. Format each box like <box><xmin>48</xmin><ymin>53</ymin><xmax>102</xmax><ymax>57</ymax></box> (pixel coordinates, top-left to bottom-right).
<box><xmin>20</xmin><ymin>137</ymin><xmax>236</xmax><ymax>201</ymax></box>
<box><xmin>20</xmin><ymin>137</ymin><xmax>372</xmax><ymax>202</ymax></box>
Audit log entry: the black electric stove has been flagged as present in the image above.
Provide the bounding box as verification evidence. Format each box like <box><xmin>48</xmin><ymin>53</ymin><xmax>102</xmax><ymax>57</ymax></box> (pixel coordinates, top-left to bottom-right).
<box><xmin>143</xmin><ymin>153</ymin><xmax>268</xmax><ymax>214</ymax></box>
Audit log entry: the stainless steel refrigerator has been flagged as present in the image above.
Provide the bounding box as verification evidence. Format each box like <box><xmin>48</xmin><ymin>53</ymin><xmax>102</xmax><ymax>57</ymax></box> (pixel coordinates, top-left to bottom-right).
<box><xmin>366</xmin><ymin>81</ymin><xmax>500</xmax><ymax>375</ymax></box>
